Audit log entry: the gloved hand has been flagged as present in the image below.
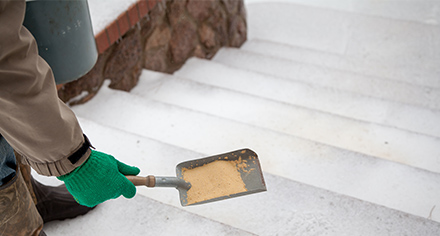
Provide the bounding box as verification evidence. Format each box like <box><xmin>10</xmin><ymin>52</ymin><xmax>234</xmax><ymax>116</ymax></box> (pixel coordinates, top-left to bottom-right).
<box><xmin>57</xmin><ymin>150</ymin><xmax>140</xmax><ymax>207</ymax></box>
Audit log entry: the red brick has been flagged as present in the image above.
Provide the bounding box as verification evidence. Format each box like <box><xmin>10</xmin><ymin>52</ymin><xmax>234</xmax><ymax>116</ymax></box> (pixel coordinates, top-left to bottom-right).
<box><xmin>117</xmin><ymin>12</ymin><xmax>130</xmax><ymax>36</ymax></box>
<box><xmin>147</xmin><ymin>0</ymin><xmax>157</xmax><ymax>11</ymax></box>
<box><xmin>95</xmin><ymin>30</ymin><xmax>110</xmax><ymax>54</ymax></box>
<box><xmin>137</xmin><ymin>0</ymin><xmax>149</xmax><ymax>17</ymax></box>
<box><xmin>106</xmin><ymin>21</ymin><xmax>120</xmax><ymax>45</ymax></box>
<box><xmin>127</xmin><ymin>3</ymin><xmax>140</xmax><ymax>27</ymax></box>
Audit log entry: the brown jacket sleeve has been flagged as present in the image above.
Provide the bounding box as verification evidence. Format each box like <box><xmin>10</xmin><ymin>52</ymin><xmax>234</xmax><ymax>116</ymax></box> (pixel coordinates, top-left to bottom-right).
<box><xmin>0</xmin><ymin>0</ymin><xmax>90</xmax><ymax>176</ymax></box>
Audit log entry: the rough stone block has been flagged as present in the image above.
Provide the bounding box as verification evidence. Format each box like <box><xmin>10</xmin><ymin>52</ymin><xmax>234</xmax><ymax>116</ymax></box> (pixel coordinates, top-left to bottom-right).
<box><xmin>61</xmin><ymin>0</ymin><xmax>247</xmax><ymax>105</ymax></box>
<box><xmin>104</xmin><ymin>29</ymin><xmax>143</xmax><ymax>91</ymax></box>
<box><xmin>187</xmin><ymin>0</ymin><xmax>214</xmax><ymax>22</ymax></box>
<box><xmin>169</xmin><ymin>21</ymin><xmax>198</xmax><ymax>64</ymax></box>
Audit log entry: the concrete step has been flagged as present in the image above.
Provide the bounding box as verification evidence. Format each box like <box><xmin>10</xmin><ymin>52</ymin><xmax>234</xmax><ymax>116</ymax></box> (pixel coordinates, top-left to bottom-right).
<box><xmin>42</xmin><ymin>194</ymin><xmax>252</xmax><ymax>236</ymax></box>
<box><xmin>71</xmin><ymin>85</ymin><xmax>440</xmax><ymax>222</ymax></box>
<box><xmin>240</xmin><ymin>38</ymin><xmax>440</xmax><ymax>91</ymax></box>
<box><xmin>245</xmin><ymin>0</ymin><xmax>440</xmax><ymax>26</ymax></box>
<box><xmin>179</xmin><ymin>57</ymin><xmax>440</xmax><ymax>138</ymax></box>
<box><xmin>212</xmin><ymin>46</ymin><xmax>440</xmax><ymax>111</ymax></box>
<box><xmin>41</xmin><ymin>117</ymin><xmax>440</xmax><ymax>235</ymax></box>
<box><xmin>246</xmin><ymin>3</ymin><xmax>440</xmax><ymax>87</ymax></box>
<box><xmin>173</xmin><ymin>59</ymin><xmax>440</xmax><ymax>173</ymax></box>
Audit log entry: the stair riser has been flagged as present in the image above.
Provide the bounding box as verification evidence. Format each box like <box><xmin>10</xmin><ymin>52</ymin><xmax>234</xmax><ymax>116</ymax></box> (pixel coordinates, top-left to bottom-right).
<box><xmin>174</xmin><ymin>59</ymin><xmax>440</xmax><ymax>138</ymax></box>
<box><xmin>247</xmin><ymin>4</ymin><xmax>440</xmax><ymax>88</ymax></box>
<box><xmin>77</xmin><ymin>117</ymin><xmax>440</xmax><ymax>233</ymax></box>
<box><xmin>73</xmin><ymin>87</ymin><xmax>440</xmax><ymax>222</ymax></box>
<box><xmin>213</xmin><ymin>48</ymin><xmax>440</xmax><ymax>111</ymax></box>
<box><xmin>171</xmin><ymin>61</ymin><xmax>440</xmax><ymax>174</ymax></box>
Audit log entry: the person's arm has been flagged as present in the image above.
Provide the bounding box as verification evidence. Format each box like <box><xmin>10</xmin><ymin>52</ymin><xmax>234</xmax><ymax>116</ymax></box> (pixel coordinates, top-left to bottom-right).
<box><xmin>0</xmin><ymin>0</ymin><xmax>88</xmax><ymax>176</ymax></box>
<box><xmin>0</xmin><ymin>0</ymin><xmax>139</xmax><ymax>207</ymax></box>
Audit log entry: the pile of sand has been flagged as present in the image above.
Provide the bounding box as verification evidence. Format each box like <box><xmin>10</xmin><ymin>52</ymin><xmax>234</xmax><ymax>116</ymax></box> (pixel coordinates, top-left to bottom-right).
<box><xmin>182</xmin><ymin>160</ymin><xmax>247</xmax><ymax>205</ymax></box>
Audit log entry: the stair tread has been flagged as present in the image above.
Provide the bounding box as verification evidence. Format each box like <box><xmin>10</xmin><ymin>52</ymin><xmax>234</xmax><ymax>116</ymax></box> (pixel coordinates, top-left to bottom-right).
<box><xmin>240</xmin><ymin>38</ymin><xmax>440</xmax><ymax>91</ymax></box>
<box><xmin>54</xmin><ymin>117</ymin><xmax>440</xmax><ymax>235</ymax></box>
<box><xmin>245</xmin><ymin>0</ymin><xmax>440</xmax><ymax>25</ymax></box>
<box><xmin>176</xmin><ymin>58</ymin><xmax>440</xmax><ymax>138</ymax></box>
<box><xmin>246</xmin><ymin>3</ymin><xmax>440</xmax><ymax>87</ymax></box>
<box><xmin>172</xmin><ymin>60</ymin><xmax>440</xmax><ymax>173</ymax></box>
<box><xmin>212</xmin><ymin>47</ymin><xmax>440</xmax><ymax>111</ymax></box>
<box><xmin>72</xmin><ymin>85</ymin><xmax>440</xmax><ymax>222</ymax></box>
<box><xmin>43</xmin><ymin>193</ymin><xmax>253</xmax><ymax>235</ymax></box>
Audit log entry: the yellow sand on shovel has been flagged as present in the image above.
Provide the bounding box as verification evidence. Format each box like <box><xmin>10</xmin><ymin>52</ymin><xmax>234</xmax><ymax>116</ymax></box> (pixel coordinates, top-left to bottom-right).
<box><xmin>126</xmin><ymin>149</ymin><xmax>266</xmax><ymax>206</ymax></box>
<box><xmin>182</xmin><ymin>160</ymin><xmax>247</xmax><ymax>205</ymax></box>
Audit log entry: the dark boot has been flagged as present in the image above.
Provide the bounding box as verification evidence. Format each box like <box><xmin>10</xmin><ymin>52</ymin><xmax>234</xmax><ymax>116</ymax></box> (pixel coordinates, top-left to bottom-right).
<box><xmin>15</xmin><ymin>151</ymin><xmax>95</xmax><ymax>223</ymax></box>
<box><xmin>31</xmin><ymin>177</ymin><xmax>95</xmax><ymax>223</ymax></box>
<box><xmin>0</xmin><ymin>167</ymin><xmax>44</xmax><ymax>236</ymax></box>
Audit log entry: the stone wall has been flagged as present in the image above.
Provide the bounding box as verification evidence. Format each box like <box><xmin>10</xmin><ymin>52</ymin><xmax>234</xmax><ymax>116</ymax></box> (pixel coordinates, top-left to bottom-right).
<box><xmin>58</xmin><ymin>0</ymin><xmax>247</xmax><ymax>105</ymax></box>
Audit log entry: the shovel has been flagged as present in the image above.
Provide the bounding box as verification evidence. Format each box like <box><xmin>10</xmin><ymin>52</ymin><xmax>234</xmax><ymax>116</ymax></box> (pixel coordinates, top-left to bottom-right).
<box><xmin>126</xmin><ymin>149</ymin><xmax>266</xmax><ymax>206</ymax></box>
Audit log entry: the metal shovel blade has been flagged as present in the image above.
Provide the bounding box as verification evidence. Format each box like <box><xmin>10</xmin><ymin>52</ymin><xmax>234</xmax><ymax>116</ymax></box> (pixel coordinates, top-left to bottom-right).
<box><xmin>127</xmin><ymin>149</ymin><xmax>267</xmax><ymax>206</ymax></box>
<box><xmin>176</xmin><ymin>148</ymin><xmax>267</xmax><ymax>206</ymax></box>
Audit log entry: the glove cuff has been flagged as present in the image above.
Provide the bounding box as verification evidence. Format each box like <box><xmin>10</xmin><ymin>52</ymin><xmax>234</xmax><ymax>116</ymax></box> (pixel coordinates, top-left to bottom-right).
<box><xmin>57</xmin><ymin>150</ymin><xmax>108</xmax><ymax>182</ymax></box>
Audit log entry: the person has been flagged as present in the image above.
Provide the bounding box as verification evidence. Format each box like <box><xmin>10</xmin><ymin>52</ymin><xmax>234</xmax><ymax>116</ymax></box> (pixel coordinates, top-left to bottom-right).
<box><xmin>0</xmin><ymin>1</ymin><xmax>140</xmax><ymax>235</ymax></box>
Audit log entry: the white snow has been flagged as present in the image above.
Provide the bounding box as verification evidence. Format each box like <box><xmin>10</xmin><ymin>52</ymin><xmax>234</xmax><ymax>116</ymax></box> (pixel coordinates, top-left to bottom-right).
<box><xmin>32</xmin><ymin>0</ymin><xmax>440</xmax><ymax>235</ymax></box>
<box><xmin>66</xmin><ymin>90</ymin><xmax>89</xmax><ymax>105</ymax></box>
<box><xmin>244</xmin><ymin>0</ymin><xmax>440</xmax><ymax>25</ymax></box>
<box><xmin>88</xmin><ymin>0</ymin><xmax>139</xmax><ymax>35</ymax></box>
<box><xmin>87</xmin><ymin>0</ymin><xmax>440</xmax><ymax>35</ymax></box>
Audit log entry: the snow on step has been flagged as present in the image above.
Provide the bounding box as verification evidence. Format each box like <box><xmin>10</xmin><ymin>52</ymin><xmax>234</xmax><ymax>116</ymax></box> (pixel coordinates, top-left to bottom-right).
<box><xmin>42</xmin><ymin>195</ymin><xmax>251</xmax><ymax>236</ymax></box>
<box><xmin>88</xmin><ymin>0</ymin><xmax>138</xmax><ymax>35</ymax></box>
<box><xmin>245</xmin><ymin>0</ymin><xmax>440</xmax><ymax>25</ymax></box>
<box><xmin>173</xmin><ymin>60</ymin><xmax>440</xmax><ymax>173</ymax></box>
<box><xmin>176</xmin><ymin>58</ymin><xmax>440</xmax><ymax>138</ymax></box>
<box><xmin>213</xmin><ymin>47</ymin><xmax>440</xmax><ymax>111</ymax></box>
<box><xmin>72</xmin><ymin>86</ymin><xmax>440</xmax><ymax>222</ymax></box>
<box><xmin>247</xmin><ymin>3</ymin><xmax>440</xmax><ymax>88</ymax></box>
<box><xmin>70</xmin><ymin>117</ymin><xmax>440</xmax><ymax>235</ymax></box>
<box><xmin>241</xmin><ymin>38</ymin><xmax>440</xmax><ymax>94</ymax></box>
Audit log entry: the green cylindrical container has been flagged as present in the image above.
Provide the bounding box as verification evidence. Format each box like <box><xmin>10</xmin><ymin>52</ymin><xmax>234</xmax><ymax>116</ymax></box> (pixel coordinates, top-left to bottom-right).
<box><xmin>23</xmin><ymin>0</ymin><xmax>98</xmax><ymax>84</ymax></box>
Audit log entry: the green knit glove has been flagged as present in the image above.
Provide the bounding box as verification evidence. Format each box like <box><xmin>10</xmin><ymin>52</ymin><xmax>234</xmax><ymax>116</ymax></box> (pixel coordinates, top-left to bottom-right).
<box><xmin>57</xmin><ymin>150</ymin><xmax>140</xmax><ymax>207</ymax></box>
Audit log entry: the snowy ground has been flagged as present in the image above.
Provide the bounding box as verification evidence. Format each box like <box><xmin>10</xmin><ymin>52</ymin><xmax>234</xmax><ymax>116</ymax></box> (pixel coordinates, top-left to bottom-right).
<box><xmin>33</xmin><ymin>0</ymin><xmax>440</xmax><ymax>235</ymax></box>
<box><xmin>244</xmin><ymin>0</ymin><xmax>440</xmax><ymax>25</ymax></box>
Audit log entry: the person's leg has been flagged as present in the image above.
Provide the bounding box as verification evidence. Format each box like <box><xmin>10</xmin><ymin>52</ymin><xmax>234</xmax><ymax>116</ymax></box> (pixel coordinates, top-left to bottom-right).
<box><xmin>16</xmin><ymin>150</ymin><xmax>95</xmax><ymax>223</ymax></box>
<box><xmin>0</xmin><ymin>135</ymin><xmax>17</xmax><ymax>186</ymax></box>
<box><xmin>0</xmin><ymin>135</ymin><xmax>44</xmax><ymax>235</ymax></box>
<box><xmin>0</xmin><ymin>168</ymin><xmax>45</xmax><ymax>236</ymax></box>
<box><xmin>8</xmin><ymin>143</ymin><xmax>95</xmax><ymax>223</ymax></box>
<box><xmin>16</xmin><ymin>151</ymin><xmax>38</xmax><ymax>203</ymax></box>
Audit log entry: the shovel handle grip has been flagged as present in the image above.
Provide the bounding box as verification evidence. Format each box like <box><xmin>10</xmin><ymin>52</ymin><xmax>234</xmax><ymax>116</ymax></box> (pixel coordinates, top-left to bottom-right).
<box><xmin>126</xmin><ymin>175</ymin><xmax>156</xmax><ymax>187</ymax></box>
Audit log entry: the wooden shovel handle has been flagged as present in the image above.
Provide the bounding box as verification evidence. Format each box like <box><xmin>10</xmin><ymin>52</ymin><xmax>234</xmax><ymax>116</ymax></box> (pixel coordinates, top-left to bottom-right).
<box><xmin>126</xmin><ymin>175</ymin><xmax>156</xmax><ymax>187</ymax></box>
